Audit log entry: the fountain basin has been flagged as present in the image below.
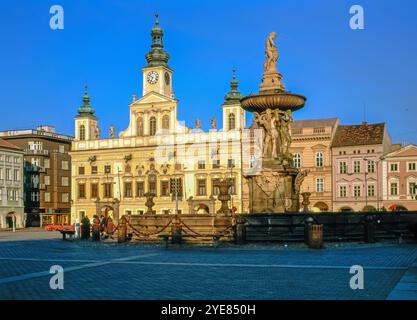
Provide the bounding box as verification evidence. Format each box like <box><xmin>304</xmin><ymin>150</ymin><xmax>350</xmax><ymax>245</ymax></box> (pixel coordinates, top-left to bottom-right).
<box><xmin>240</xmin><ymin>91</ymin><xmax>306</xmax><ymax>113</ymax></box>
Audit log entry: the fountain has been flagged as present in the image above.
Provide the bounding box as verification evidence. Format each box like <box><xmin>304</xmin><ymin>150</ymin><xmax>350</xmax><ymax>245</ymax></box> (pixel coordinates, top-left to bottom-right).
<box><xmin>241</xmin><ymin>32</ymin><xmax>308</xmax><ymax>213</ymax></box>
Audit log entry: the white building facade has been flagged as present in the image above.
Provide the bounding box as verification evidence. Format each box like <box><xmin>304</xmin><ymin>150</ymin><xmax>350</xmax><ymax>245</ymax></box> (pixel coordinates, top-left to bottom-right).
<box><xmin>0</xmin><ymin>139</ymin><xmax>25</xmax><ymax>229</ymax></box>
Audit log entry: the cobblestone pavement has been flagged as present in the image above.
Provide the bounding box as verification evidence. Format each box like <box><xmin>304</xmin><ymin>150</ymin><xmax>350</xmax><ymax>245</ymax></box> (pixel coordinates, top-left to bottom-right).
<box><xmin>0</xmin><ymin>230</ymin><xmax>416</xmax><ymax>300</ymax></box>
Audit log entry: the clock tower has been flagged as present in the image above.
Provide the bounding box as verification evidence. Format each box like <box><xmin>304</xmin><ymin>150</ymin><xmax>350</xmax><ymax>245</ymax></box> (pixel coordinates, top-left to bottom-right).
<box><xmin>142</xmin><ymin>14</ymin><xmax>174</xmax><ymax>98</ymax></box>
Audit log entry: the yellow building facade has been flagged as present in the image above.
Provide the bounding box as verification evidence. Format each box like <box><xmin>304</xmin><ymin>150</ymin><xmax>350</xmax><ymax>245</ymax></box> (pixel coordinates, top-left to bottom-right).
<box><xmin>70</xmin><ymin>18</ymin><xmax>247</xmax><ymax>223</ymax></box>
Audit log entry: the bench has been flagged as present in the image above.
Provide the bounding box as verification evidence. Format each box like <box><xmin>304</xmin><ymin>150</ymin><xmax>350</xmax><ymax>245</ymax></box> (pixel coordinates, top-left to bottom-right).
<box><xmin>158</xmin><ymin>233</ymin><xmax>223</xmax><ymax>247</ymax></box>
<box><xmin>59</xmin><ymin>230</ymin><xmax>76</xmax><ymax>241</ymax></box>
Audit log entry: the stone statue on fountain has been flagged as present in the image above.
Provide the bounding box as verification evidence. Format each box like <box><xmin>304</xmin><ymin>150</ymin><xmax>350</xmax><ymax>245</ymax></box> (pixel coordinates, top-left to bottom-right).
<box><xmin>240</xmin><ymin>31</ymin><xmax>308</xmax><ymax>213</ymax></box>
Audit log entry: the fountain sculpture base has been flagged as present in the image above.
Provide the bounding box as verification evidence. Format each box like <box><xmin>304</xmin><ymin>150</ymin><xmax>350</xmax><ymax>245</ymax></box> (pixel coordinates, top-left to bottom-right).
<box><xmin>245</xmin><ymin>158</ymin><xmax>302</xmax><ymax>213</ymax></box>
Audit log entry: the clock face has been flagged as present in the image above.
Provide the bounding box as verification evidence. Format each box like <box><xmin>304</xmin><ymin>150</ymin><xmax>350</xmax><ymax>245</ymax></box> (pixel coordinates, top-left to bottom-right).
<box><xmin>147</xmin><ymin>71</ymin><xmax>159</xmax><ymax>84</ymax></box>
<box><xmin>164</xmin><ymin>72</ymin><xmax>170</xmax><ymax>85</ymax></box>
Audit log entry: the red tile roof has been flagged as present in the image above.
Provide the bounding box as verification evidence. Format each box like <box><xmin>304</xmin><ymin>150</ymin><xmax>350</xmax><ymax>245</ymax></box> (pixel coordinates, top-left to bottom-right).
<box><xmin>0</xmin><ymin>138</ymin><xmax>22</xmax><ymax>151</ymax></box>
<box><xmin>332</xmin><ymin>122</ymin><xmax>386</xmax><ymax>147</ymax></box>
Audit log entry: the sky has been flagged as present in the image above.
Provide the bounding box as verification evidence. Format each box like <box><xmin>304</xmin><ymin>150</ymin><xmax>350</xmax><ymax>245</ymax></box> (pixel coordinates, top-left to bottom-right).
<box><xmin>0</xmin><ymin>0</ymin><xmax>416</xmax><ymax>144</ymax></box>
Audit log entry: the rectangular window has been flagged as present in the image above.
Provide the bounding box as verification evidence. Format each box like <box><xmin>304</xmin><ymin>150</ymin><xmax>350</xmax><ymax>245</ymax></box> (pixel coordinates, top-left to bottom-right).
<box><xmin>368</xmin><ymin>185</ymin><xmax>375</xmax><ymax>197</ymax></box>
<box><xmin>390</xmin><ymin>163</ymin><xmax>399</xmax><ymax>172</ymax></box>
<box><xmin>104</xmin><ymin>165</ymin><xmax>111</xmax><ymax>174</ymax></box>
<box><xmin>136</xmin><ymin>181</ymin><xmax>144</xmax><ymax>197</ymax></box>
<box><xmin>339</xmin><ymin>162</ymin><xmax>347</xmax><ymax>174</ymax></box>
<box><xmin>0</xmin><ymin>168</ymin><xmax>3</xmax><ymax>180</ymax></box>
<box><xmin>197</xmin><ymin>179</ymin><xmax>206</xmax><ymax>196</ymax></box>
<box><xmin>91</xmin><ymin>166</ymin><xmax>98</xmax><ymax>174</ymax></box>
<box><xmin>409</xmin><ymin>163</ymin><xmax>417</xmax><ymax>171</ymax></box>
<box><xmin>44</xmin><ymin>159</ymin><xmax>50</xmax><ymax>169</ymax></box>
<box><xmin>339</xmin><ymin>185</ymin><xmax>347</xmax><ymax>198</ymax></box>
<box><xmin>103</xmin><ymin>183</ymin><xmax>113</xmax><ymax>198</ymax></box>
<box><xmin>212</xmin><ymin>178</ymin><xmax>221</xmax><ymax>196</ymax></box>
<box><xmin>367</xmin><ymin>161</ymin><xmax>376</xmax><ymax>173</ymax></box>
<box><xmin>197</xmin><ymin>160</ymin><xmax>205</xmax><ymax>170</ymax></box>
<box><xmin>13</xmin><ymin>169</ymin><xmax>20</xmax><ymax>181</ymax></box>
<box><xmin>61</xmin><ymin>160</ymin><xmax>69</xmax><ymax>170</ymax></box>
<box><xmin>31</xmin><ymin>192</ymin><xmax>40</xmax><ymax>202</ymax></box>
<box><xmin>316</xmin><ymin>178</ymin><xmax>324</xmax><ymax>193</ymax></box>
<box><xmin>212</xmin><ymin>160</ymin><xmax>220</xmax><ymax>169</ymax></box>
<box><xmin>409</xmin><ymin>182</ymin><xmax>416</xmax><ymax>195</ymax></box>
<box><xmin>44</xmin><ymin>192</ymin><xmax>51</xmax><ymax>202</ymax></box>
<box><xmin>28</xmin><ymin>141</ymin><xmax>43</xmax><ymax>150</ymax></box>
<box><xmin>353</xmin><ymin>161</ymin><xmax>361</xmax><ymax>173</ymax></box>
<box><xmin>9</xmin><ymin>189</ymin><xmax>18</xmax><ymax>201</ymax></box>
<box><xmin>6</xmin><ymin>169</ymin><xmax>12</xmax><ymax>181</ymax></box>
<box><xmin>124</xmin><ymin>182</ymin><xmax>133</xmax><ymax>198</ymax></box>
<box><xmin>161</xmin><ymin>181</ymin><xmax>170</xmax><ymax>197</ymax></box>
<box><xmin>227</xmin><ymin>159</ymin><xmax>235</xmax><ymax>169</ymax></box>
<box><xmin>44</xmin><ymin>175</ymin><xmax>50</xmax><ymax>186</ymax></box>
<box><xmin>354</xmin><ymin>185</ymin><xmax>361</xmax><ymax>197</ymax></box>
<box><xmin>390</xmin><ymin>183</ymin><xmax>398</xmax><ymax>196</ymax></box>
<box><xmin>91</xmin><ymin>183</ymin><xmax>98</xmax><ymax>198</ymax></box>
<box><xmin>78</xmin><ymin>167</ymin><xmax>85</xmax><ymax>175</ymax></box>
<box><xmin>78</xmin><ymin>184</ymin><xmax>86</xmax><ymax>199</ymax></box>
<box><xmin>61</xmin><ymin>176</ymin><xmax>69</xmax><ymax>187</ymax></box>
<box><xmin>148</xmin><ymin>181</ymin><xmax>156</xmax><ymax>195</ymax></box>
<box><xmin>61</xmin><ymin>193</ymin><xmax>69</xmax><ymax>203</ymax></box>
<box><xmin>59</xmin><ymin>145</ymin><xmax>65</xmax><ymax>153</ymax></box>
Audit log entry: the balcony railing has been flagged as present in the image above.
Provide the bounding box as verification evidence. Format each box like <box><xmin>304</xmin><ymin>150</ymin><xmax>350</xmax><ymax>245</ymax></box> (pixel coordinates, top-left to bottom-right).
<box><xmin>24</xmin><ymin>149</ymin><xmax>49</xmax><ymax>156</ymax></box>
<box><xmin>25</xmin><ymin>165</ymin><xmax>40</xmax><ymax>172</ymax></box>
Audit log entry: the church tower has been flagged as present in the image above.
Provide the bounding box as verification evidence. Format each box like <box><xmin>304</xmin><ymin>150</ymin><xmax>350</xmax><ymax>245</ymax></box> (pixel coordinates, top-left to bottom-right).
<box><xmin>74</xmin><ymin>84</ymin><xmax>98</xmax><ymax>141</ymax></box>
<box><xmin>142</xmin><ymin>14</ymin><xmax>174</xmax><ymax>98</ymax></box>
<box><xmin>222</xmin><ymin>68</ymin><xmax>245</xmax><ymax>131</ymax></box>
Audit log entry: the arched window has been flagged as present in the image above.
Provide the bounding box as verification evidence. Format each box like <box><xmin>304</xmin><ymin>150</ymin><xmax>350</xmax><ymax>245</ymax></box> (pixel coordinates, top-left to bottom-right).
<box><xmin>316</xmin><ymin>152</ymin><xmax>324</xmax><ymax>167</ymax></box>
<box><xmin>137</xmin><ymin>117</ymin><xmax>144</xmax><ymax>136</ymax></box>
<box><xmin>79</xmin><ymin>125</ymin><xmax>86</xmax><ymax>141</ymax></box>
<box><xmin>228</xmin><ymin>113</ymin><xmax>236</xmax><ymax>130</ymax></box>
<box><xmin>149</xmin><ymin>116</ymin><xmax>157</xmax><ymax>136</ymax></box>
<box><xmin>293</xmin><ymin>153</ymin><xmax>301</xmax><ymax>168</ymax></box>
<box><xmin>162</xmin><ymin>115</ymin><xmax>170</xmax><ymax>131</ymax></box>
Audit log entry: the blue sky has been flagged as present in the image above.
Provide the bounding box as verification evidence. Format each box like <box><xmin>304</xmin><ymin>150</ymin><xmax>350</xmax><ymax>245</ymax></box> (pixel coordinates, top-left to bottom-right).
<box><xmin>0</xmin><ymin>0</ymin><xmax>416</xmax><ymax>143</ymax></box>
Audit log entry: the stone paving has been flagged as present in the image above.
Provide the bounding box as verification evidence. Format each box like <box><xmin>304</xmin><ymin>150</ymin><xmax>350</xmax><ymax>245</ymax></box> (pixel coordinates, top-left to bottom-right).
<box><xmin>0</xmin><ymin>229</ymin><xmax>416</xmax><ymax>300</ymax></box>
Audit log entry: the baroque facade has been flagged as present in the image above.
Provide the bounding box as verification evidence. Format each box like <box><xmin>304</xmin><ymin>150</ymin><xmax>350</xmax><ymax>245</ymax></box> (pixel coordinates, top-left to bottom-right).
<box><xmin>70</xmin><ymin>18</ymin><xmax>247</xmax><ymax>223</ymax></box>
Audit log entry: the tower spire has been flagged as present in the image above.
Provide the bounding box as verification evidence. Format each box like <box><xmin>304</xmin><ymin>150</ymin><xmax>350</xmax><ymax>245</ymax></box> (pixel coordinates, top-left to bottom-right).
<box><xmin>145</xmin><ymin>14</ymin><xmax>170</xmax><ymax>68</ymax></box>
<box><xmin>224</xmin><ymin>67</ymin><xmax>243</xmax><ymax>104</ymax></box>
<box><xmin>77</xmin><ymin>82</ymin><xmax>96</xmax><ymax>118</ymax></box>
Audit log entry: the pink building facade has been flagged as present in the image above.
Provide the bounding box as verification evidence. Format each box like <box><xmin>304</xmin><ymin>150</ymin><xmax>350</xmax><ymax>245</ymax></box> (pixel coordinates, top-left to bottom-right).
<box><xmin>381</xmin><ymin>144</ymin><xmax>417</xmax><ymax>211</ymax></box>
<box><xmin>331</xmin><ymin>123</ymin><xmax>392</xmax><ymax>212</ymax></box>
